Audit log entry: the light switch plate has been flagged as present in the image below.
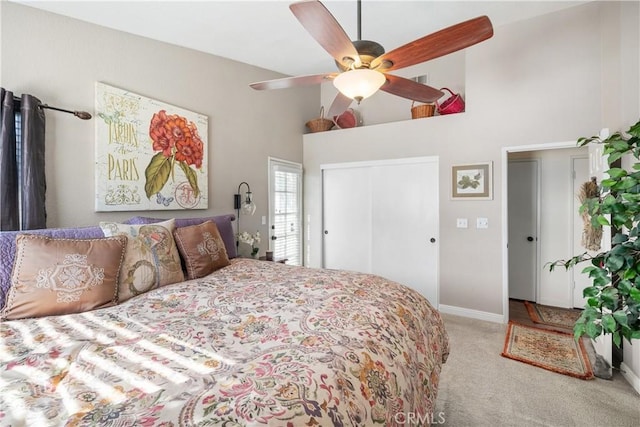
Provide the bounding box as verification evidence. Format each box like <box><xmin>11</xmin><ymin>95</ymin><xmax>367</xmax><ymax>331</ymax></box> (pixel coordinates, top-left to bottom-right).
<box><xmin>477</xmin><ymin>217</ymin><xmax>489</xmax><ymax>229</ymax></box>
<box><xmin>456</xmin><ymin>218</ymin><xmax>468</xmax><ymax>228</ymax></box>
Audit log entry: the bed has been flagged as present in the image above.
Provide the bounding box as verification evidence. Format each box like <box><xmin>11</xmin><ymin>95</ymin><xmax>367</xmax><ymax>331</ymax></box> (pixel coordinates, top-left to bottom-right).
<box><xmin>0</xmin><ymin>217</ymin><xmax>449</xmax><ymax>426</ymax></box>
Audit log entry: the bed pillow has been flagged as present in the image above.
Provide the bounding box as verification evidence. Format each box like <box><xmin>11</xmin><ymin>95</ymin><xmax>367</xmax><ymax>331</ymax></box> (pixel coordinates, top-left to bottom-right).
<box><xmin>173</xmin><ymin>221</ymin><xmax>230</xmax><ymax>279</ymax></box>
<box><xmin>124</xmin><ymin>214</ymin><xmax>237</xmax><ymax>259</ymax></box>
<box><xmin>100</xmin><ymin>219</ymin><xmax>184</xmax><ymax>302</ymax></box>
<box><xmin>1</xmin><ymin>234</ymin><xmax>127</xmax><ymax>321</ymax></box>
<box><xmin>0</xmin><ymin>225</ymin><xmax>105</xmax><ymax>311</ymax></box>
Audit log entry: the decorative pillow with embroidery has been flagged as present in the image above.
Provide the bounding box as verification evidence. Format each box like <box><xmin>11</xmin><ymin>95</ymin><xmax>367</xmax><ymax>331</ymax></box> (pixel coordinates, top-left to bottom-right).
<box><xmin>173</xmin><ymin>221</ymin><xmax>230</xmax><ymax>279</ymax></box>
<box><xmin>1</xmin><ymin>234</ymin><xmax>127</xmax><ymax>321</ymax></box>
<box><xmin>100</xmin><ymin>219</ymin><xmax>184</xmax><ymax>302</ymax></box>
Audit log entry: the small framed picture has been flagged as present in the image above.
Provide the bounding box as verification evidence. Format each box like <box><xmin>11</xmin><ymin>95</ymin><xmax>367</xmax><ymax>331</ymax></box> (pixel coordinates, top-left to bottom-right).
<box><xmin>451</xmin><ymin>162</ymin><xmax>493</xmax><ymax>200</ymax></box>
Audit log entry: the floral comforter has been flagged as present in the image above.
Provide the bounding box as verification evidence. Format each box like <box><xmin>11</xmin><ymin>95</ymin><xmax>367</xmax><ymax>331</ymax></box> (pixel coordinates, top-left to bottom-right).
<box><xmin>0</xmin><ymin>259</ymin><xmax>449</xmax><ymax>426</ymax></box>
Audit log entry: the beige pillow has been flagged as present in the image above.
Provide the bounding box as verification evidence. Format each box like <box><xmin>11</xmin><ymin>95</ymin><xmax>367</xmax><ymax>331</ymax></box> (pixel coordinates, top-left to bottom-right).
<box><xmin>173</xmin><ymin>220</ymin><xmax>230</xmax><ymax>279</ymax></box>
<box><xmin>1</xmin><ymin>234</ymin><xmax>127</xmax><ymax>321</ymax></box>
<box><xmin>100</xmin><ymin>219</ymin><xmax>184</xmax><ymax>302</ymax></box>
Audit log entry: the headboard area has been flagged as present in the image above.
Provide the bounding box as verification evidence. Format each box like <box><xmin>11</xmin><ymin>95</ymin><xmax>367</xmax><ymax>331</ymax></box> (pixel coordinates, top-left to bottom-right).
<box><xmin>0</xmin><ymin>214</ymin><xmax>236</xmax><ymax>311</ymax></box>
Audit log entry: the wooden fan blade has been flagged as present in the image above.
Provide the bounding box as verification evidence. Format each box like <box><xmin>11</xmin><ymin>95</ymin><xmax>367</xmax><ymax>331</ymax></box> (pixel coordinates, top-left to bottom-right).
<box><xmin>250</xmin><ymin>73</ymin><xmax>338</xmax><ymax>90</ymax></box>
<box><xmin>380</xmin><ymin>74</ymin><xmax>444</xmax><ymax>103</ymax></box>
<box><xmin>327</xmin><ymin>92</ymin><xmax>353</xmax><ymax>118</ymax></box>
<box><xmin>371</xmin><ymin>16</ymin><xmax>493</xmax><ymax>72</ymax></box>
<box><xmin>290</xmin><ymin>0</ymin><xmax>360</xmax><ymax>69</ymax></box>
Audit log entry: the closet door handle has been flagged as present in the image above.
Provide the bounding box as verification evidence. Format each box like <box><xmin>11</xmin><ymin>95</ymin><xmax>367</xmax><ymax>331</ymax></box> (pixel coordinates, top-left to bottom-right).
<box><xmin>527</xmin><ymin>236</ymin><xmax>534</xmax><ymax>242</ymax></box>
<box><xmin>430</xmin><ymin>237</ymin><xmax>436</xmax><ymax>243</ymax></box>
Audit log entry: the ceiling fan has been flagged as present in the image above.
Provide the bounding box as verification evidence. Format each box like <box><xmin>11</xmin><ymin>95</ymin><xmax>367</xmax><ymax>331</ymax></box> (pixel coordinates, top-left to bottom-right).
<box><xmin>250</xmin><ymin>0</ymin><xmax>494</xmax><ymax>118</ymax></box>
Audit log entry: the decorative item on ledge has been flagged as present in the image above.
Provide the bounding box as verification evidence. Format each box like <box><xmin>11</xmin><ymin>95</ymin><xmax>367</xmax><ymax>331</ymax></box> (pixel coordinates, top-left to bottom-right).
<box><xmin>410</xmin><ymin>101</ymin><xmax>436</xmax><ymax>119</ymax></box>
<box><xmin>332</xmin><ymin>108</ymin><xmax>359</xmax><ymax>129</ymax></box>
<box><xmin>305</xmin><ymin>106</ymin><xmax>334</xmax><ymax>133</ymax></box>
<box><xmin>436</xmin><ymin>88</ymin><xmax>465</xmax><ymax>115</ymax></box>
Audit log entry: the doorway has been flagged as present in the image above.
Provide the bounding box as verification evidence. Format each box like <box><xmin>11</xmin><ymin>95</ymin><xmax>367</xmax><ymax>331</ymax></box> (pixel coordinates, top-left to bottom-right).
<box><xmin>502</xmin><ymin>142</ymin><xmax>589</xmax><ymax>321</ymax></box>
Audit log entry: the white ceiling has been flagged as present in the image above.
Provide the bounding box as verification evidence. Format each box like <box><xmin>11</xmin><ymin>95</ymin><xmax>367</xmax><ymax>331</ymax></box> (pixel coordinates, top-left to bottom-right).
<box><xmin>14</xmin><ymin>0</ymin><xmax>590</xmax><ymax>77</ymax></box>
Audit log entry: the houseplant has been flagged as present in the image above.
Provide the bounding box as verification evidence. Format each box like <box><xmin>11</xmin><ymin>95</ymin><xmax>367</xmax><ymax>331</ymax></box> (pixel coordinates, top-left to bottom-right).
<box><xmin>238</xmin><ymin>231</ymin><xmax>261</xmax><ymax>258</ymax></box>
<box><xmin>549</xmin><ymin>119</ymin><xmax>640</xmax><ymax>347</ymax></box>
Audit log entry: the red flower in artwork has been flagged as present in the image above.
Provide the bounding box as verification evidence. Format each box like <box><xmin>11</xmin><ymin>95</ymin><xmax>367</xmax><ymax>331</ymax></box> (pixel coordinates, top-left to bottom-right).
<box><xmin>148</xmin><ymin>110</ymin><xmax>204</xmax><ymax>169</ymax></box>
<box><xmin>145</xmin><ymin>110</ymin><xmax>204</xmax><ymax>201</ymax></box>
<box><xmin>149</xmin><ymin>110</ymin><xmax>174</xmax><ymax>157</ymax></box>
<box><xmin>175</xmin><ymin>130</ymin><xmax>204</xmax><ymax>168</ymax></box>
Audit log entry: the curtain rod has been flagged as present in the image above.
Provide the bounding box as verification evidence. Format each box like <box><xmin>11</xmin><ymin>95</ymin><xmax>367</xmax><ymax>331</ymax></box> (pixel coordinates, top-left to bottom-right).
<box><xmin>12</xmin><ymin>96</ymin><xmax>92</xmax><ymax>120</ymax></box>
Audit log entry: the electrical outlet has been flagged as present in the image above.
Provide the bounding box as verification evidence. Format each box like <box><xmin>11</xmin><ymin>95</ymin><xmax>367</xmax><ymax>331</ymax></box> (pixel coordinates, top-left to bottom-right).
<box><xmin>261</xmin><ymin>215</ymin><xmax>266</xmax><ymax>225</ymax></box>
<box><xmin>456</xmin><ymin>218</ymin><xmax>468</xmax><ymax>229</ymax></box>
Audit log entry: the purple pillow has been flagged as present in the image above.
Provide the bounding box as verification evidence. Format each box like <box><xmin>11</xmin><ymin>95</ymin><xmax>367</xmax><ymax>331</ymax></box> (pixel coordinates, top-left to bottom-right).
<box><xmin>124</xmin><ymin>214</ymin><xmax>237</xmax><ymax>259</ymax></box>
<box><xmin>0</xmin><ymin>226</ymin><xmax>104</xmax><ymax>311</ymax></box>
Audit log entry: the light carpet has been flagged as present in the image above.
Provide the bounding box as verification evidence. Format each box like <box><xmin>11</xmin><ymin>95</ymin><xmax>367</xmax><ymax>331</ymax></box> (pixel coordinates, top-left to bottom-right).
<box><xmin>434</xmin><ymin>314</ymin><xmax>639</xmax><ymax>426</ymax></box>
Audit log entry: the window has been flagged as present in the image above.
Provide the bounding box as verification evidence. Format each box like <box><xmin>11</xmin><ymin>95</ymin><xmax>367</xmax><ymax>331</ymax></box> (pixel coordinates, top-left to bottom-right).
<box><xmin>14</xmin><ymin>110</ymin><xmax>23</xmax><ymax>223</ymax></box>
<box><xmin>268</xmin><ymin>157</ymin><xmax>303</xmax><ymax>266</ymax></box>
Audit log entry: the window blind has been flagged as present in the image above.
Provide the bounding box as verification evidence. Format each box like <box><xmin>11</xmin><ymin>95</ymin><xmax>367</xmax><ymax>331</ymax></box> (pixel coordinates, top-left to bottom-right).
<box><xmin>269</xmin><ymin>159</ymin><xmax>302</xmax><ymax>265</ymax></box>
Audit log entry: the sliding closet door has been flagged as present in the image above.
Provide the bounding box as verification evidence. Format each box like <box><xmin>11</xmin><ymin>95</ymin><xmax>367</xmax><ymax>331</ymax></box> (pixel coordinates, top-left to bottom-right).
<box><xmin>322</xmin><ymin>158</ymin><xmax>439</xmax><ymax>306</ymax></box>
<box><xmin>371</xmin><ymin>161</ymin><xmax>439</xmax><ymax>305</ymax></box>
<box><xmin>322</xmin><ymin>166</ymin><xmax>372</xmax><ymax>272</ymax></box>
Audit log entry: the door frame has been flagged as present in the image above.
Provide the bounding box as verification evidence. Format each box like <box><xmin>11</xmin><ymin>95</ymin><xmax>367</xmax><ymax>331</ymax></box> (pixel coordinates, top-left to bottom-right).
<box><xmin>267</xmin><ymin>157</ymin><xmax>303</xmax><ymax>265</ymax></box>
<box><xmin>507</xmin><ymin>158</ymin><xmax>541</xmax><ymax>303</ymax></box>
<box><xmin>570</xmin><ymin>155</ymin><xmax>590</xmax><ymax>308</ymax></box>
<box><xmin>501</xmin><ymin>141</ymin><xmax>577</xmax><ymax>323</ymax></box>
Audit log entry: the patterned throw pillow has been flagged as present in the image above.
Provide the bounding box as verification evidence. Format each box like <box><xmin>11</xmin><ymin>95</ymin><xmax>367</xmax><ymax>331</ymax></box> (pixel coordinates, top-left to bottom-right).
<box><xmin>1</xmin><ymin>234</ymin><xmax>127</xmax><ymax>321</ymax></box>
<box><xmin>173</xmin><ymin>221</ymin><xmax>230</xmax><ymax>279</ymax></box>
<box><xmin>100</xmin><ymin>219</ymin><xmax>184</xmax><ymax>302</ymax></box>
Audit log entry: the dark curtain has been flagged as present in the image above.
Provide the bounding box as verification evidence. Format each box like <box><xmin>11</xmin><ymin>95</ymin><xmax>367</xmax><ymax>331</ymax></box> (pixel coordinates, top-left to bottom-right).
<box><xmin>0</xmin><ymin>88</ymin><xmax>46</xmax><ymax>231</ymax></box>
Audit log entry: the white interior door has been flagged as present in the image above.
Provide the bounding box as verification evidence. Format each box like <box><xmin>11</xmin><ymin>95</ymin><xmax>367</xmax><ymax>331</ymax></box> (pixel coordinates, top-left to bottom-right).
<box><xmin>370</xmin><ymin>161</ymin><xmax>439</xmax><ymax>305</ymax></box>
<box><xmin>572</xmin><ymin>156</ymin><xmax>591</xmax><ymax>308</ymax></box>
<box><xmin>508</xmin><ymin>159</ymin><xmax>539</xmax><ymax>301</ymax></box>
<box><xmin>322</xmin><ymin>167</ymin><xmax>371</xmax><ymax>272</ymax></box>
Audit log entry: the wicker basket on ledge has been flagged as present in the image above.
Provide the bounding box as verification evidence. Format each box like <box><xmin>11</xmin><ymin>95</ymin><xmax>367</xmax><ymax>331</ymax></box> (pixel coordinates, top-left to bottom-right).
<box><xmin>305</xmin><ymin>106</ymin><xmax>334</xmax><ymax>133</ymax></box>
<box><xmin>411</xmin><ymin>101</ymin><xmax>436</xmax><ymax>119</ymax></box>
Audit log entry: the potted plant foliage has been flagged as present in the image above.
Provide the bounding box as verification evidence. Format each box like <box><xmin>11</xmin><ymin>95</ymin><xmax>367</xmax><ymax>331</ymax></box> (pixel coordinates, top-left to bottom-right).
<box><xmin>549</xmin><ymin>119</ymin><xmax>640</xmax><ymax>347</ymax></box>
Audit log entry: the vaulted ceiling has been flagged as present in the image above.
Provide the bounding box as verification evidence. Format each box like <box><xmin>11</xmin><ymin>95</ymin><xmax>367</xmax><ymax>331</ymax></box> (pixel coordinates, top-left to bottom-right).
<box><xmin>14</xmin><ymin>1</ymin><xmax>590</xmax><ymax>77</ymax></box>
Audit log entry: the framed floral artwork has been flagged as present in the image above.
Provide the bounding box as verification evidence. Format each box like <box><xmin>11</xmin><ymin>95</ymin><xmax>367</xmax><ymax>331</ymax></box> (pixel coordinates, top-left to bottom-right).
<box><xmin>451</xmin><ymin>162</ymin><xmax>493</xmax><ymax>200</ymax></box>
<box><xmin>95</xmin><ymin>82</ymin><xmax>208</xmax><ymax>211</ymax></box>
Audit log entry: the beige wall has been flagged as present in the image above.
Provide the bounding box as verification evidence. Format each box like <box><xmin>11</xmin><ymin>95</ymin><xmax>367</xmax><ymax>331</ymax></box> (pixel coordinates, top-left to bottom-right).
<box><xmin>1</xmin><ymin>1</ymin><xmax>318</xmax><ymax>240</ymax></box>
<box><xmin>304</xmin><ymin>1</ymin><xmax>639</xmax><ymax>317</ymax></box>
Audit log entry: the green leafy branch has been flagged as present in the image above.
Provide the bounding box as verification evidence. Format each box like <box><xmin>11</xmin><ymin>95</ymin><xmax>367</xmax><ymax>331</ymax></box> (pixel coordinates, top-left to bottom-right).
<box><xmin>548</xmin><ymin>119</ymin><xmax>640</xmax><ymax>347</ymax></box>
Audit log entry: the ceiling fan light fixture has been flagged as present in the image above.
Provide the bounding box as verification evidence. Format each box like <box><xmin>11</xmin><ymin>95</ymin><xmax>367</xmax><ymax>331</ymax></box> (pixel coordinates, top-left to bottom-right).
<box><xmin>333</xmin><ymin>69</ymin><xmax>386</xmax><ymax>104</ymax></box>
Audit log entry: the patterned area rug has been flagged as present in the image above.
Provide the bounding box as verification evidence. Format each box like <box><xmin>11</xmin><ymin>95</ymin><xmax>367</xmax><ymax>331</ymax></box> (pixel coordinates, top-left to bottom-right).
<box><xmin>524</xmin><ymin>301</ymin><xmax>582</xmax><ymax>330</ymax></box>
<box><xmin>501</xmin><ymin>322</ymin><xmax>594</xmax><ymax>380</ymax></box>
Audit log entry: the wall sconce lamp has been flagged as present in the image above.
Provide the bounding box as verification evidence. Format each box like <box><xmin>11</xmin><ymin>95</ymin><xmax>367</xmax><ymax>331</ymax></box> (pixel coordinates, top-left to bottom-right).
<box><xmin>234</xmin><ymin>182</ymin><xmax>256</xmax><ymax>248</ymax></box>
<box><xmin>234</xmin><ymin>182</ymin><xmax>256</xmax><ymax>216</ymax></box>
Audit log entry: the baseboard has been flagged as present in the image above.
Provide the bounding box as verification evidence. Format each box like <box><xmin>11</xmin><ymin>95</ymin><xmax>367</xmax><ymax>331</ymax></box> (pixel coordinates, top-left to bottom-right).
<box><xmin>620</xmin><ymin>361</ymin><xmax>640</xmax><ymax>395</ymax></box>
<box><xmin>438</xmin><ymin>304</ymin><xmax>504</xmax><ymax>323</ymax></box>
